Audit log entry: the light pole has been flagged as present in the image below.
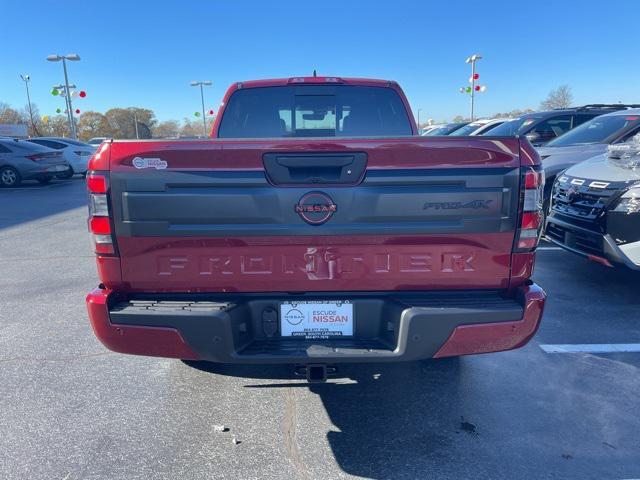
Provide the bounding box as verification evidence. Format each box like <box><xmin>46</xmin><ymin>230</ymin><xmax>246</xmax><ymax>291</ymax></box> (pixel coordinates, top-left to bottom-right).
<box><xmin>132</xmin><ymin>111</ymin><xmax>140</xmax><ymax>139</ymax></box>
<box><xmin>465</xmin><ymin>54</ymin><xmax>482</xmax><ymax>121</ymax></box>
<box><xmin>417</xmin><ymin>108</ymin><xmax>423</xmax><ymax>129</ymax></box>
<box><xmin>190</xmin><ymin>80</ymin><xmax>212</xmax><ymax>136</ymax></box>
<box><xmin>47</xmin><ymin>53</ymin><xmax>80</xmax><ymax>138</ymax></box>
<box><xmin>20</xmin><ymin>74</ymin><xmax>39</xmax><ymax>136</ymax></box>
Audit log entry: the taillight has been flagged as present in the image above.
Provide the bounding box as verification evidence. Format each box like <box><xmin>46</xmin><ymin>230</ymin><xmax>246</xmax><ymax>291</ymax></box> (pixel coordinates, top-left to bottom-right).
<box><xmin>516</xmin><ymin>167</ymin><xmax>545</xmax><ymax>251</ymax></box>
<box><xmin>87</xmin><ymin>171</ymin><xmax>115</xmax><ymax>255</ymax></box>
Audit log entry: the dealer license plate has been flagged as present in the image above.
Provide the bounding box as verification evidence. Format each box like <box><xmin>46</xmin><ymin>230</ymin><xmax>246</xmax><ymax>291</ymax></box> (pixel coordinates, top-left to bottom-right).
<box><xmin>280</xmin><ymin>301</ymin><xmax>353</xmax><ymax>339</ymax></box>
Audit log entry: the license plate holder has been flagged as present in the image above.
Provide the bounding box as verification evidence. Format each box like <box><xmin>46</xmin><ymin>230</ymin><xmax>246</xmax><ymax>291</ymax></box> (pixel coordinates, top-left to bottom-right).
<box><xmin>280</xmin><ymin>301</ymin><xmax>353</xmax><ymax>339</ymax></box>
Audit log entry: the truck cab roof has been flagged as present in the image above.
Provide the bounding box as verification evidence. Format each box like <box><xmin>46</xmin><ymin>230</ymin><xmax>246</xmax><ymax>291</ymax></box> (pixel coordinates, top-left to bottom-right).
<box><xmin>233</xmin><ymin>77</ymin><xmax>397</xmax><ymax>89</ymax></box>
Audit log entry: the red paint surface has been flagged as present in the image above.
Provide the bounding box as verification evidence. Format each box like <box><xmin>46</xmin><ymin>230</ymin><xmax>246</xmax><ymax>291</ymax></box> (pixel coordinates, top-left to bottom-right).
<box><xmin>106</xmin><ymin>136</ymin><xmax>521</xmax><ymax>174</ymax></box>
<box><xmin>508</xmin><ymin>252</ymin><xmax>536</xmax><ymax>289</ymax></box>
<box><xmin>112</xmin><ymin>233</ymin><xmax>513</xmax><ymax>293</ymax></box>
<box><xmin>86</xmin><ymin>287</ymin><xmax>199</xmax><ymax>360</ymax></box>
<box><xmin>95</xmin><ymin>255</ymin><xmax>123</xmax><ymax>289</ymax></box>
<box><xmin>433</xmin><ymin>283</ymin><xmax>546</xmax><ymax>358</ymax></box>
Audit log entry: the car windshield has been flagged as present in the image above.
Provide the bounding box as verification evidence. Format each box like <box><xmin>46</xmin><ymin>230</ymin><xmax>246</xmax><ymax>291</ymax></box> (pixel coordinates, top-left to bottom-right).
<box><xmin>486</xmin><ymin>117</ymin><xmax>540</xmax><ymax>136</ymax></box>
<box><xmin>546</xmin><ymin>114</ymin><xmax>640</xmax><ymax>147</ymax></box>
<box><xmin>218</xmin><ymin>85</ymin><xmax>413</xmax><ymax>138</ymax></box>
<box><xmin>449</xmin><ymin>123</ymin><xmax>483</xmax><ymax>136</ymax></box>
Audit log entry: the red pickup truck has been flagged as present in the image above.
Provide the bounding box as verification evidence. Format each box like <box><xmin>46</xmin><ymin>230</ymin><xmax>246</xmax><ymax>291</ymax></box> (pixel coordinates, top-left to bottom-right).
<box><xmin>86</xmin><ymin>77</ymin><xmax>545</xmax><ymax>381</ymax></box>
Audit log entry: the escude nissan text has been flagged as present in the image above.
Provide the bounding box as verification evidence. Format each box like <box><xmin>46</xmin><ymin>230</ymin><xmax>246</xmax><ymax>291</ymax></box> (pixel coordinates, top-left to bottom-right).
<box><xmin>85</xmin><ymin>77</ymin><xmax>546</xmax><ymax>381</ymax></box>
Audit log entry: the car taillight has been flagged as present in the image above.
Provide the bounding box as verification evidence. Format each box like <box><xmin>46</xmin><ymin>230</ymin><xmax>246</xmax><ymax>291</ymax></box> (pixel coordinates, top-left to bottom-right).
<box><xmin>516</xmin><ymin>167</ymin><xmax>544</xmax><ymax>251</ymax></box>
<box><xmin>87</xmin><ymin>172</ymin><xmax>115</xmax><ymax>255</ymax></box>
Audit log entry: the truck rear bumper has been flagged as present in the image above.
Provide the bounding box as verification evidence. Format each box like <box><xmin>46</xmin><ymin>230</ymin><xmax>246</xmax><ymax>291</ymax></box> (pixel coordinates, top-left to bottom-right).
<box><xmin>86</xmin><ymin>284</ymin><xmax>545</xmax><ymax>363</ymax></box>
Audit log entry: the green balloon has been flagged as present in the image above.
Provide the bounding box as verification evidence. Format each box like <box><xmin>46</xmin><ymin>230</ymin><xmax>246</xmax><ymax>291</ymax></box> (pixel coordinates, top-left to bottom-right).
<box><xmin>51</xmin><ymin>89</ymin><xmax>59</xmax><ymax>96</ymax></box>
<box><xmin>465</xmin><ymin>87</ymin><xmax>472</xmax><ymax>93</ymax></box>
<box><xmin>56</xmin><ymin>108</ymin><xmax>61</xmax><ymax>113</ymax></box>
<box><xmin>194</xmin><ymin>111</ymin><xmax>201</xmax><ymax>117</ymax></box>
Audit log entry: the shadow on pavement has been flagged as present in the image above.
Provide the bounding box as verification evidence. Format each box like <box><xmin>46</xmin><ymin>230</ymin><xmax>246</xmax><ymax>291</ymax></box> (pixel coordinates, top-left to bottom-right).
<box><xmin>184</xmin><ymin>358</ymin><xmax>467</xmax><ymax>478</ymax></box>
<box><xmin>0</xmin><ymin>179</ymin><xmax>86</xmax><ymax>231</ymax></box>
<box><xmin>184</xmin><ymin>347</ymin><xmax>640</xmax><ymax>479</ymax></box>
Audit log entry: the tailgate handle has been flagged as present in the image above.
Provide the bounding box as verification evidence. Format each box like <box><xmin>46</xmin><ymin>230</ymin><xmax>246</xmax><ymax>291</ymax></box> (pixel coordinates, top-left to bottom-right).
<box><xmin>263</xmin><ymin>153</ymin><xmax>367</xmax><ymax>185</ymax></box>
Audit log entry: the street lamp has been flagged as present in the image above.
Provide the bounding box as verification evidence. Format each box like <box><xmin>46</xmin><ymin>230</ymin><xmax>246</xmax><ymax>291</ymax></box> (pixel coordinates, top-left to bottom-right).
<box><xmin>19</xmin><ymin>74</ymin><xmax>39</xmax><ymax>136</ymax></box>
<box><xmin>47</xmin><ymin>54</ymin><xmax>81</xmax><ymax>138</ymax></box>
<box><xmin>190</xmin><ymin>80</ymin><xmax>212</xmax><ymax>136</ymax></box>
<box><xmin>463</xmin><ymin>53</ymin><xmax>484</xmax><ymax>121</ymax></box>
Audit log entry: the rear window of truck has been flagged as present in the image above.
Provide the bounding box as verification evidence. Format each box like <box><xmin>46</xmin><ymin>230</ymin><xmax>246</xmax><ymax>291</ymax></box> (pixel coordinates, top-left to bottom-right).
<box><xmin>217</xmin><ymin>85</ymin><xmax>413</xmax><ymax>138</ymax></box>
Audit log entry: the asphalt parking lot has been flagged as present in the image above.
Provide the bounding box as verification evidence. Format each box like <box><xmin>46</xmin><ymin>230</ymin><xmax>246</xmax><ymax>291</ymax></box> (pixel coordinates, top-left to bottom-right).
<box><xmin>1</xmin><ymin>179</ymin><xmax>639</xmax><ymax>480</ymax></box>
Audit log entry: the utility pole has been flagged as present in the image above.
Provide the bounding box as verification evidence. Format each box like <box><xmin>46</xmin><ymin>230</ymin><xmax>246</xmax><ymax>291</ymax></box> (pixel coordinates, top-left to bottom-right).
<box><xmin>417</xmin><ymin>108</ymin><xmax>423</xmax><ymax>129</ymax></box>
<box><xmin>20</xmin><ymin>74</ymin><xmax>39</xmax><ymax>136</ymax></box>
<box><xmin>47</xmin><ymin>54</ymin><xmax>81</xmax><ymax>138</ymax></box>
<box><xmin>133</xmin><ymin>111</ymin><xmax>140</xmax><ymax>139</ymax></box>
<box><xmin>190</xmin><ymin>80</ymin><xmax>212</xmax><ymax>136</ymax></box>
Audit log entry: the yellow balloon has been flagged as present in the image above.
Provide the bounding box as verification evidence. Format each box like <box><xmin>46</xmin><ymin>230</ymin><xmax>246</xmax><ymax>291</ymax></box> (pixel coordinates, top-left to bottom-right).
<box><xmin>42</xmin><ymin>115</ymin><xmax>49</xmax><ymax>123</ymax></box>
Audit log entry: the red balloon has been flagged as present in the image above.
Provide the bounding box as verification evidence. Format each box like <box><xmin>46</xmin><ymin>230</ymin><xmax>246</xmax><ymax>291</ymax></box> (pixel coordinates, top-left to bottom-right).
<box><xmin>75</xmin><ymin>109</ymin><xmax>81</xmax><ymax>114</ymax></box>
<box><xmin>209</xmin><ymin>110</ymin><xmax>214</xmax><ymax>115</ymax></box>
<box><xmin>474</xmin><ymin>85</ymin><xmax>481</xmax><ymax>91</ymax></box>
<box><xmin>473</xmin><ymin>73</ymin><xmax>480</xmax><ymax>80</ymax></box>
<box><xmin>79</xmin><ymin>90</ymin><xmax>87</xmax><ymax>98</ymax></box>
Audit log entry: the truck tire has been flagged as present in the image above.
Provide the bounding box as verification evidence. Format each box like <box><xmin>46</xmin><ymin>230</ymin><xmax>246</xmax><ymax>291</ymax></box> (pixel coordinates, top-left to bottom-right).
<box><xmin>56</xmin><ymin>167</ymin><xmax>74</xmax><ymax>179</ymax></box>
<box><xmin>37</xmin><ymin>175</ymin><xmax>54</xmax><ymax>185</ymax></box>
<box><xmin>0</xmin><ymin>167</ymin><xmax>21</xmax><ymax>187</ymax></box>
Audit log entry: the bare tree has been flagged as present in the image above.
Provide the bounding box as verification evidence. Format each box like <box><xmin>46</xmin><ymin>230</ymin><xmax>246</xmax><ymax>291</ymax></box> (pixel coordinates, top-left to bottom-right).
<box><xmin>540</xmin><ymin>85</ymin><xmax>574</xmax><ymax>110</ymax></box>
<box><xmin>153</xmin><ymin>120</ymin><xmax>181</xmax><ymax>138</ymax></box>
<box><xmin>179</xmin><ymin>117</ymin><xmax>214</xmax><ymax>137</ymax></box>
<box><xmin>104</xmin><ymin>108</ymin><xmax>156</xmax><ymax>139</ymax></box>
<box><xmin>0</xmin><ymin>102</ymin><xmax>27</xmax><ymax>125</ymax></box>
<box><xmin>78</xmin><ymin>111</ymin><xmax>113</xmax><ymax>141</ymax></box>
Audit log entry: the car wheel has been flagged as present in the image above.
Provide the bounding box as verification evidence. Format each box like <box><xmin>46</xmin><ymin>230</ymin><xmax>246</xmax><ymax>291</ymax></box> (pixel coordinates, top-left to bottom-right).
<box><xmin>0</xmin><ymin>167</ymin><xmax>21</xmax><ymax>187</ymax></box>
<box><xmin>56</xmin><ymin>167</ymin><xmax>74</xmax><ymax>179</ymax></box>
<box><xmin>37</xmin><ymin>175</ymin><xmax>53</xmax><ymax>185</ymax></box>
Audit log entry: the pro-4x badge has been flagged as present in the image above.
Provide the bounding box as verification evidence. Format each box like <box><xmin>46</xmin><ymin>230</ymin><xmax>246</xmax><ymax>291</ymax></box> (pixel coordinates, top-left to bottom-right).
<box><xmin>132</xmin><ymin>157</ymin><xmax>167</xmax><ymax>170</ymax></box>
<box><xmin>423</xmin><ymin>200</ymin><xmax>493</xmax><ymax>210</ymax></box>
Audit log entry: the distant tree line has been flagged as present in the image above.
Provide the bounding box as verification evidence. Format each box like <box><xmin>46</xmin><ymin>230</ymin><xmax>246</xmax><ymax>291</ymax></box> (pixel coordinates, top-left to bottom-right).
<box><xmin>0</xmin><ymin>102</ymin><xmax>214</xmax><ymax>140</ymax></box>
<box><xmin>4</xmin><ymin>85</ymin><xmax>575</xmax><ymax>139</ymax></box>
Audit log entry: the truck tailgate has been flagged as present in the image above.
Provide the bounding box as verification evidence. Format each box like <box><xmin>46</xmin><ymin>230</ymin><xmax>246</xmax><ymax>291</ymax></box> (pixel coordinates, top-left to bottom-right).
<box><xmin>107</xmin><ymin>137</ymin><xmax>522</xmax><ymax>292</ymax></box>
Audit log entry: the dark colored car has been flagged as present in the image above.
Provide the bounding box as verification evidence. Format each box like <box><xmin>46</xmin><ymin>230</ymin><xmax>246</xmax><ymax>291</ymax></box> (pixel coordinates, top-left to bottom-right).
<box><xmin>85</xmin><ymin>77</ymin><xmax>545</xmax><ymax>382</ymax></box>
<box><xmin>546</xmin><ymin>139</ymin><xmax>640</xmax><ymax>270</ymax></box>
<box><xmin>485</xmin><ymin>105</ymin><xmax>635</xmax><ymax>147</ymax></box>
<box><xmin>0</xmin><ymin>138</ymin><xmax>69</xmax><ymax>187</ymax></box>
<box><xmin>424</xmin><ymin>122</ymin><xmax>469</xmax><ymax>136</ymax></box>
<box><xmin>537</xmin><ymin>109</ymin><xmax>640</xmax><ymax>211</ymax></box>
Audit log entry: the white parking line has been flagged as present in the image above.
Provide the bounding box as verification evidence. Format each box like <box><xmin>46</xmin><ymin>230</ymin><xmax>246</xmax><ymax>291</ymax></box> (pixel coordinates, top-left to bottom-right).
<box><xmin>540</xmin><ymin>344</ymin><xmax>640</xmax><ymax>353</ymax></box>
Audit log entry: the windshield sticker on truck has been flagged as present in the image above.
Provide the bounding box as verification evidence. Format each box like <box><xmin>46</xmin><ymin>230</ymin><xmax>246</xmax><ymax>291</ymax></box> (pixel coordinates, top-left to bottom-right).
<box><xmin>132</xmin><ymin>157</ymin><xmax>168</xmax><ymax>170</ymax></box>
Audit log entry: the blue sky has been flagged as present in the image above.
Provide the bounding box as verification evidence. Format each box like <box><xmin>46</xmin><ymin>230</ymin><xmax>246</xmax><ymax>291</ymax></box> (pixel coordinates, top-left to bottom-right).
<box><xmin>1</xmin><ymin>0</ymin><xmax>638</xmax><ymax>123</ymax></box>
